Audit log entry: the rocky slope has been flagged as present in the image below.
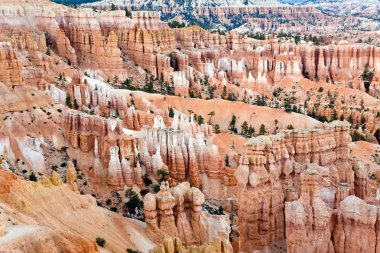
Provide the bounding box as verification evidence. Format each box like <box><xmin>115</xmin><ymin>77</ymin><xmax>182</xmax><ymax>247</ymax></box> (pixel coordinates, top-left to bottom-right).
<box><xmin>0</xmin><ymin>159</ymin><xmax>155</xmax><ymax>252</ymax></box>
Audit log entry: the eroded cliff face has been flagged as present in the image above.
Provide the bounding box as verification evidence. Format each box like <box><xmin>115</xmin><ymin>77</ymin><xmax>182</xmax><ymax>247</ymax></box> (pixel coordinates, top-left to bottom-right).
<box><xmin>285</xmin><ymin>169</ymin><xmax>380</xmax><ymax>253</ymax></box>
<box><xmin>285</xmin><ymin>168</ymin><xmax>334</xmax><ymax>253</ymax></box>
<box><xmin>0</xmin><ymin>2</ymin><xmax>127</xmax><ymax>81</ymax></box>
<box><xmin>332</xmin><ymin>195</ymin><xmax>380</xmax><ymax>253</ymax></box>
<box><xmin>234</xmin><ymin>121</ymin><xmax>373</xmax><ymax>252</ymax></box>
<box><xmin>62</xmin><ymin>74</ymin><xmax>239</xmax><ymax>208</ymax></box>
<box><xmin>149</xmin><ymin>236</ymin><xmax>231</xmax><ymax>253</ymax></box>
<box><xmin>0</xmin><ymin>43</ymin><xmax>22</xmax><ymax>86</ymax></box>
<box><xmin>63</xmin><ymin>103</ymin><xmax>236</xmax><ymax>209</ymax></box>
<box><xmin>2</xmin><ymin>0</ymin><xmax>380</xmax><ymax>103</ymax></box>
<box><xmin>144</xmin><ymin>181</ymin><xmax>231</xmax><ymax>249</ymax></box>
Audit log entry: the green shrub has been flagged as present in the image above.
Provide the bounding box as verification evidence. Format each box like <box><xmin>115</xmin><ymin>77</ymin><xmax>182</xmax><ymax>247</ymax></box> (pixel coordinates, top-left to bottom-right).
<box><xmin>153</xmin><ymin>184</ymin><xmax>160</xmax><ymax>193</ymax></box>
<box><xmin>214</xmin><ymin>124</ymin><xmax>221</xmax><ymax>134</ymax></box>
<box><xmin>29</xmin><ymin>172</ymin><xmax>37</xmax><ymax>182</ymax></box>
<box><xmin>140</xmin><ymin>189</ymin><xmax>149</xmax><ymax>196</ymax></box>
<box><xmin>143</xmin><ymin>175</ymin><xmax>152</xmax><ymax>186</ymax></box>
<box><xmin>157</xmin><ymin>169</ymin><xmax>169</xmax><ymax>183</ymax></box>
<box><xmin>96</xmin><ymin>237</ymin><xmax>106</xmax><ymax>247</ymax></box>
<box><xmin>127</xmin><ymin>249</ymin><xmax>142</xmax><ymax>253</ymax></box>
<box><xmin>125</xmin><ymin>189</ymin><xmax>143</xmax><ymax>214</ymax></box>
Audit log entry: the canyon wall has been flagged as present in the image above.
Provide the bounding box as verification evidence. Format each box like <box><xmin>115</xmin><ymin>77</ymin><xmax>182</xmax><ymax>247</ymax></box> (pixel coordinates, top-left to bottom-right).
<box><xmin>144</xmin><ymin>181</ymin><xmax>231</xmax><ymax>249</ymax></box>
<box><xmin>286</xmin><ymin>168</ymin><xmax>380</xmax><ymax>253</ymax></box>
<box><xmin>64</xmin><ymin>108</ymin><xmax>237</xmax><ymax>209</ymax></box>
<box><xmin>285</xmin><ymin>168</ymin><xmax>334</xmax><ymax>253</ymax></box>
<box><xmin>2</xmin><ymin>1</ymin><xmax>380</xmax><ymax>96</ymax></box>
<box><xmin>0</xmin><ymin>42</ymin><xmax>22</xmax><ymax>86</ymax></box>
<box><xmin>235</xmin><ymin>121</ymin><xmax>372</xmax><ymax>252</ymax></box>
<box><xmin>149</xmin><ymin>236</ymin><xmax>231</xmax><ymax>253</ymax></box>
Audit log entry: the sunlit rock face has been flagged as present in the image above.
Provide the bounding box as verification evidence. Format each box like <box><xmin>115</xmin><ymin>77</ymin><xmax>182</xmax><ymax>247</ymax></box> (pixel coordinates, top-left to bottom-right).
<box><xmin>144</xmin><ymin>181</ymin><xmax>232</xmax><ymax>249</ymax></box>
<box><xmin>0</xmin><ymin>43</ymin><xmax>23</xmax><ymax>86</ymax></box>
<box><xmin>285</xmin><ymin>169</ymin><xmax>334</xmax><ymax>253</ymax></box>
<box><xmin>235</xmin><ymin>121</ymin><xmax>373</xmax><ymax>252</ymax></box>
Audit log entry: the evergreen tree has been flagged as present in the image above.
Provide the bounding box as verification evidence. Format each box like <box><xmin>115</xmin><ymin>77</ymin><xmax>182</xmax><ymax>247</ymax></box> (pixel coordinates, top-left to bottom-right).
<box><xmin>115</xmin><ymin>108</ymin><xmax>120</xmax><ymax>118</ymax></box>
<box><xmin>374</xmin><ymin>128</ymin><xmax>380</xmax><ymax>143</ymax></box>
<box><xmin>214</xmin><ymin>124</ymin><xmax>221</xmax><ymax>134</ymax></box>
<box><xmin>125</xmin><ymin>7</ymin><xmax>132</xmax><ymax>17</ymax></box>
<box><xmin>66</xmin><ymin>96</ymin><xmax>72</xmax><ymax>108</ymax></box>
<box><xmin>73</xmin><ymin>99</ymin><xmax>79</xmax><ymax>110</ymax></box>
<box><xmin>197</xmin><ymin>115</ymin><xmax>204</xmax><ymax>125</ymax></box>
<box><xmin>228</xmin><ymin>114</ymin><xmax>237</xmax><ymax>133</ymax></box>
<box><xmin>168</xmin><ymin>107</ymin><xmax>174</xmax><ymax>118</ymax></box>
<box><xmin>259</xmin><ymin>124</ymin><xmax>267</xmax><ymax>135</ymax></box>
<box><xmin>208</xmin><ymin>111</ymin><xmax>215</xmax><ymax>124</ymax></box>
<box><xmin>348</xmin><ymin>114</ymin><xmax>354</xmax><ymax>125</ymax></box>
<box><xmin>222</xmin><ymin>85</ymin><xmax>227</xmax><ymax>99</ymax></box>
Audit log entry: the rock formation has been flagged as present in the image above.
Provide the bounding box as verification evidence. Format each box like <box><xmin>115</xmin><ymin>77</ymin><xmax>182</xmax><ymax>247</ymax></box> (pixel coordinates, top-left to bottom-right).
<box><xmin>63</xmin><ymin>106</ymin><xmax>235</xmax><ymax>208</ymax></box>
<box><xmin>285</xmin><ymin>168</ymin><xmax>334</xmax><ymax>253</ymax></box>
<box><xmin>144</xmin><ymin>182</ymin><xmax>231</xmax><ymax>248</ymax></box>
<box><xmin>2</xmin><ymin>1</ymin><xmax>380</xmax><ymax>252</ymax></box>
<box><xmin>333</xmin><ymin>195</ymin><xmax>380</xmax><ymax>253</ymax></box>
<box><xmin>50</xmin><ymin>171</ymin><xmax>63</xmax><ymax>186</ymax></box>
<box><xmin>149</xmin><ymin>236</ymin><xmax>231</xmax><ymax>253</ymax></box>
<box><xmin>0</xmin><ymin>163</ymin><xmax>156</xmax><ymax>252</ymax></box>
<box><xmin>66</xmin><ymin>160</ymin><xmax>78</xmax><ymax>192</ymax></box>
<box><xmin>0</xmin><ymin>43</ymin><xmax>22</xmax><ymax>86</ymax></box>
<box><xmin>235</xmin><ymin>121</ymin><xmax>370</xmax><ymax>252</ymax></box>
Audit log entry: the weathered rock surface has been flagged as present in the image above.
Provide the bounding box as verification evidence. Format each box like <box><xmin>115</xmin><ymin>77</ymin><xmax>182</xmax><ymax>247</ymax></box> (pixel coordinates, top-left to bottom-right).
<box><xmin>285</xmin><ymin>168</ymin><xmax>334</xmax><ymax>253</ymax></box>
<box><xmin>144</xmin><ymin>182</ymin><xmax>231</xmax><ymax>249</ymax></box>
<box><xmin>235</xmin><ymin>121</ymin><xmax>371</xmax><ymax>252</ymax></box>
<box><xmin>0</xmin><ymin>166</ymin><xmax>156</xmax><ymax>253</ymax></box>
<box><xmin>149</xmin><ymin>236</ymin><xmax>231</xmax><ymax>253</ymax></box>
<box><xmin>0</xmin><ymin>43</ymin><xmax>22</xmax><ymax>86</ymax></box>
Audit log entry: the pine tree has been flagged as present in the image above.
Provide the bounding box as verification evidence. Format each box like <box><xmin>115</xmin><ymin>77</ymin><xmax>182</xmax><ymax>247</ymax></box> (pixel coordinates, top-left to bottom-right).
<box><xmin>348</xmin><ymin>114</ymin><xmax>354</xmax><ymax>125</ymax></box>
<box><xmin>214</xmin><ymin>124</ymin><xmax>221</xmax><ymax>134</ymax></box>
<box><xmin>73</xmin><ymin>99</ymin><xmax>79</xmax><ymax>110</ymax></box>
<box><xmin>228</xmin><ymin>114</ymin><xmax>237</xmax><ymax>133</ymax></box>
<box><xmin>168</xmin><ymin>107</ymin><xmax>174</xmax><ymax>118</ymax></box>
<box><xmin>374</xmin><ymin>128</ymin><xmax>380</xmax><ymax>143</ymax></box>
<box><xmin>66</xmin><ymin>96</ymin><xmax>72</xmax><ymax>108</ymax></box>
<box><xmin>259</xmin><ymin>124</ymin><xmax>267</xmax><ymax>135</ymax></box>
<box><xmin>241</xmin><ymin>121</ymin><xmax>249</xmax><ymax>137</ymax></box>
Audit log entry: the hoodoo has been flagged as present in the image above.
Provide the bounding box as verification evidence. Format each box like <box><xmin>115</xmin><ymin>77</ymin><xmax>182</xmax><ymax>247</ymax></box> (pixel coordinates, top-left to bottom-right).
<box><xmin>1</xmin><ymin>0</ymin><xmax>380</xmax><ymax>252</ymax></box>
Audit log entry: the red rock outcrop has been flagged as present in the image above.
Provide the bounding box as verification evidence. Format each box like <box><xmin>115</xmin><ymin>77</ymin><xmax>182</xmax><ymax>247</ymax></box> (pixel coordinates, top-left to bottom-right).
<box><xmin>144</xmin><ymin>181</ymin><xmax>231</xmax><ymax>248</ymax></box>
<box><xmin>0</xmin><ymin>43</ymin><xmax>22</xmax><ymax>86</ymax></box>
<box><xmin>332</xmin><ymin>195</ymin><xmax>380</xmax><ymax>253</ymax></box>
<box><xmin>235</xmin><ymin>121</ymin><xmax>369</xmax><ymax>252</ymax></box>
<box><xmin>149</xmin><ymin>236</ymin><xmax>231</xmax><ymax>253</ymax></box>
<box><xmin>64</xmin><ymin>111</ymin><xmax>141</xmax><ymax>189</ymax></box>
<box><xmin>285</xmin><ymin>168</ymin><xmax>334</xmax><ymax>253</ymax></box>
<box><xmin>63</xmin><ymin>107</ymin><xmax>233</xmax><ymax>198</ymax></box>
<box><xmin>58</xmin><ymin>11</ymin><xmax>127</xmax><ymax>80</ymax></box>
<box><xmin>141</xmin><ymin>122</ymin><xmax>236</xmax><ymax>210</ymax></box>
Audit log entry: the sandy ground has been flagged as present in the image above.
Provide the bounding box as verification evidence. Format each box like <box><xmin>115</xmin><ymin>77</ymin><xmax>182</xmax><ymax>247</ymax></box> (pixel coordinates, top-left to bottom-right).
<box><xmin>350</xmin><ymin>141</ymin><xmax>380</xmax><ymax>174</ymax></box>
